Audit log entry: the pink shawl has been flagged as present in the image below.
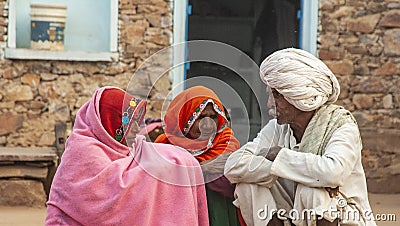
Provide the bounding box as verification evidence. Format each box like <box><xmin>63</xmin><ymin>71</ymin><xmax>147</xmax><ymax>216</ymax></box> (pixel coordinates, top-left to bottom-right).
<box><xmin>46</xmin><ymin>87</ymin><xmax>209</xmax><ymax>226</ymax></box>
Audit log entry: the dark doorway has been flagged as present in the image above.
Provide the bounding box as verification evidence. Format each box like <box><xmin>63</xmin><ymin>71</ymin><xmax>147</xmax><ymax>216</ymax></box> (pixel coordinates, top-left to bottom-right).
<box><xmin>186</xmin><ymin>0</ymin><xmax>300</xmax><ymax>144</ymax></box>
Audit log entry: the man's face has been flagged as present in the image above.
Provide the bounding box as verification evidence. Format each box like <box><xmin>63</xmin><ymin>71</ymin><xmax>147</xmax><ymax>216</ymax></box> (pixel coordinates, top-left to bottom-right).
<box><xmin>267</xmin><ymin>88</ymin><xmax>301</xmax><ymax>125</ymax></box>
<box><xmin>186</xmin><ymin>103</ymin><xmax>218</xmax><ymax>140</ymax></box>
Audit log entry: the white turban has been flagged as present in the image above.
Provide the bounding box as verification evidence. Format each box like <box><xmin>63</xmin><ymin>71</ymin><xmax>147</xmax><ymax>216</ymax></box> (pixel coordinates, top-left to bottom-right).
<box><xmin>260</xmin><ymin>48</ymin><xmax>340</xmax><ymax>112</ymax></box>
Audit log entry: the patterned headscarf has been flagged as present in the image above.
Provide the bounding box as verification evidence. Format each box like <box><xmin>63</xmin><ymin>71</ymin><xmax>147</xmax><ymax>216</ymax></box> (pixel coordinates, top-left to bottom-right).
<box><xmin>155</xmin><ymin>86</ymin><xmax>240</xmax><ymax>162</ymax></box>
<box><xmin>99</xmin><ymin>88</ymin><xmax>146</xmax><ymax>144</ymax></box>
<box><xmin>260</xmin><ymin>48</ymin><xmax>340</xmax><ymax>111</ymax></box>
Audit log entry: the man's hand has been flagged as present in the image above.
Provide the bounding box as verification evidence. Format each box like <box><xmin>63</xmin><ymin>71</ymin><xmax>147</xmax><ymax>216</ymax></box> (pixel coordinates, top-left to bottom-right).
<box><xmin>325</xmin><ymin>186</ymin><xmax>339</xmax><ymax>198</ymax></box>
<box><xmin>265</xmin><ymin>146</ymin><xmax>282</xmax><ymax>161</ymax></box>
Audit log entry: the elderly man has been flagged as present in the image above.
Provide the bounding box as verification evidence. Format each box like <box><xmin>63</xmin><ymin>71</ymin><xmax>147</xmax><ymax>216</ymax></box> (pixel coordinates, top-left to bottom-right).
<box><xmin>224</xmin><ymin>48</ymin><xmax>376</xmax><ymax>226</ymax></box>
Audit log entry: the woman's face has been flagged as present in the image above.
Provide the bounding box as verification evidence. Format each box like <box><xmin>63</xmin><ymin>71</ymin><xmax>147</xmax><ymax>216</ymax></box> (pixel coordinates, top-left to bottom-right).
<box><xmin>123</xmin><ymin>120</ymin><xmax>140</xmax><ymax>146</ymax></box>
<box><xmin>186</xmin><ymin>103</ymin><xmax>219</xmax><ymax>140</ymax></box>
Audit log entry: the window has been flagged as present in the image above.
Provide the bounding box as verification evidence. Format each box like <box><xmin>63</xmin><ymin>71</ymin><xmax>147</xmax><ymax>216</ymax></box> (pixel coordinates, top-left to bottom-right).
<box><xmin>5</xmin><ymin>0</ymin><xmax>118</xmax><ymax>61</ymax></box>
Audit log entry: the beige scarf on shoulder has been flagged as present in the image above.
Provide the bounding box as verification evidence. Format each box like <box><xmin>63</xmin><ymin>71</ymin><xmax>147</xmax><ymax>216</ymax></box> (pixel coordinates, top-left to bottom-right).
<box><xmin>299</xmin><ymin>104</ymin><xmax>357</xmax><ymax>155</ymax></box>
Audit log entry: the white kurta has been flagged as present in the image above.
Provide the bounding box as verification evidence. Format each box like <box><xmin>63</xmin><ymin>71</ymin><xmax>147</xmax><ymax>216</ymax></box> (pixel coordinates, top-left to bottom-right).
<box><xmin>225</xmin><ymin>119</ymin><xmax>376</xmax><ymax>226</ymax></box>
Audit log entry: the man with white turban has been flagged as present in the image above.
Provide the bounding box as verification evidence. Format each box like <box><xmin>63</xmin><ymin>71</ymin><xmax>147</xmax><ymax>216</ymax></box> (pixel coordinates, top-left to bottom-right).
<box><xmin>224</xmin><ymin>48</ymin><xmax>376</xmax><ymax>226</ymax></box>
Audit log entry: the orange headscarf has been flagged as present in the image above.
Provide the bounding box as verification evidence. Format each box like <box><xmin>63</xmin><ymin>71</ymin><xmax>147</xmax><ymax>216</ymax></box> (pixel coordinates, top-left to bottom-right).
<box><xmin>155</xmin><ymin>86</ymin><xmax>240</xmax><ymax>162</ymax></box>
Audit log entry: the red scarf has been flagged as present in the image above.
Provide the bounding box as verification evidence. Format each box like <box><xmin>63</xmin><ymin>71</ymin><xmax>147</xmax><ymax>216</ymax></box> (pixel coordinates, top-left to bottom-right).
<box><xmin>155</xmin><ymin>86</ymin><xmax>240</xmax><ymax>162</ymax></box>
<box><xmin>99</xmin><ymin>88</ymin><xmax>146</xmax><ymax>143</ymax></box>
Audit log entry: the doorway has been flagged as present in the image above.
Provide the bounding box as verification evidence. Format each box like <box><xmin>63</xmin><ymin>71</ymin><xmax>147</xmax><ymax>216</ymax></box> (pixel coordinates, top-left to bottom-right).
<box><xmin>186</xmin><ymin>0</ymin><xmax>301</xmax><ymax>143</ymax></box>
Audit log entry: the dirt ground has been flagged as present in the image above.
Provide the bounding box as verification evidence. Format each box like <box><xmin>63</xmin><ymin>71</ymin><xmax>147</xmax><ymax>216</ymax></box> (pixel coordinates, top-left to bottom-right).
<box><xmin>0</xmin><ymin>193</ymin><xmax>398</xmax><ymax>225</ymax></box>
<box><xmin>368</xmin><ymin>193</ymin><xmax>400</xmax><ymax>226</ymax></box>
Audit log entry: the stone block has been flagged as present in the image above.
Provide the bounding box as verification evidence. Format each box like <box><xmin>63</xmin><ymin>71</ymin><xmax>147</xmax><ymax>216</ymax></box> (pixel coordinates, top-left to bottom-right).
<box><xmin>318</xmin><ymin>49</ymin><xmax>344</xmax><ymax>60</ymax></box>
<box><xmin>331</xmin><ymin>6</ymin><xmax>355</xmax><ymax>19</ymax></box>
<box><xmin>131</xmin><ymin>0</ymin><xmax>150</xmax><ymax>4</ymax></box>
<box><xmin>51</xmin><ymin>63</ymin><xmax>75</xmax><ymax>75</ymax></box>
<box><xmin>319</xmin><ymin>34</ymin><xmax>338</xmax><ymax>46</ymax></box>
<box><xmin>126</xmin><ymin>44</ymin><xmax>147</xmax><ymax>56</ymax></box>
<box><xmin>145</xmin><ymin>14</ymin><xmax>162</xmax><ymax>27</ymax></box>
<box><xmin>367</xmin><ymin>45</ymin><xmax>383</xmax><ymax>56</ymax></box>
<box><xmin>0</xmin><ymin>147</ymin><xmax>57</xmax><ymax>162</ymax></box>
<box><xmin>351</xmin><ymin>77</ymin><xmax>388</xmax><ymax>93</ymax></box>
<box><xmin>366</xmin><ymin>2</ymin><xmax>386</xmax><ymax>13</ymax></box>
<box><xmin>321</xmin><ymin>20</ymin><xmax>339</xmax><ymax>32</ymax></box>
<box><xmin>325</xmin><ymin>59</ymin><xmax>354</xmax><ymax>75</ymax></box>
<box><xmin>38</xmin><ymin>83</ymin><xmax>57</xmax><ymax>100</ymax></box>
<box><xmin>375</xmin><ymin>62</ymin><xmax>398</xmax><ymax>75</ymax></box>
<box><xmin>2</xmin><ymin>67</ymin><xmax>19</xmax><ymax>79</ymax></box>
<box><xmin>4</xmin><ymin>85</ymin><xmax>33</xmax><ymax>101</ymax></box>
<box><xmin>385</xmin><ymin>163</ymin><xmax>400</xmax><ymax>176</ymax></box>
<box><xmin>320</xmin><ymin>0</ymin><xmax>345</xmax><ymax>10</ymax></box>
<box><xmin>21</xmin><ymin>73</ymin><xmax>40</xmax><ymax>87</ymax></box>
<box><xmin>29</xmin><ymin>100</ymin><xmax>46</xmax><ymax>110</ymax></box>
<box><xmin>0</xmin><ymin>113</ymin><xmax>24</xmax><ymax>136</ymax></box>
<box><xmin>48</xmin><ymin>101</ymin><xmax>70</xmax><ymax>122</ymax></box>
<box><xmin>353</xmin><ymin>94</ymin><xmax>374</xmax><ymax>109</ymax></box>
<box><xmin>338</xmin><ymin>34</ymin><xmax>358</xmax><ymax>44</ymax></box>
<box><xmin>0</xmin><ymin>101</ymin><xmax>15</xmax><ymax>109</ymax></box>
<box><xmin>120</xmin><ymin>8</ymin><xmax>137</xmax><ymax>15</ymax></box>
<box><xmin>383</xmin><ymin>29</ymin><xmax>400</xmax><ymax>56</ymax></box>
<box><xmin>40</xmin><ymin>73</ymin><xmax>58</xmax><ymax>81</ymax></box>
<box><xmin>354</xmin><ymin>64</ymin><xmax>370</xmax><ymax>75</ymax></box>
<box><xmin>75</xmin><ymin>63</ymin><xmax>101</xmax><ymax>75</ymax></box>
<box><xmin>0</xmin><ymin>136</ymin><xmax>6</xmax><ymax>145</ymax></box>
<box><xmin>353</xmin><ymin>110</ymin><xmax>379</xmax><ymax>127</ymax></box>
<box><xmin>380</xmin><ymin>10</ymin><xmax>400</xmax><ymax>27</ymax></box>
<box><xmin>0</xmin><ymin>180</ymin><xmax>46</xmax><ymax>207</ymax></box>
<box><xmin>359</xmin><ymin>34</ymin><xmax>379</xmax><ymax>45</ymax></box>
<box><xmin>161</xmin><ymin>16</ymin><xmax>173</xmax><ymax>28</ymax></box>
<box><xmin>137</xmin><ymin>4</ymin><xmax>169</xmax><ymax>14</ymax></box>
<box><xmin>394</xmin><ymin>94</ymin><xmax>400</xmax><ymax>108</ymax></box>
<box><xmin>382</xmin><ymin>94</ymin><xmax>393</xmax><ymax>109</ymax></box>
<box><xmin>347</xmin><ymin>14</ymin><xmax>380</xmax><ymax>33</ymax></box>
<box><xmin>346</xmin><ymin>0</ymin><xmax>366</xmax><ymax>7</ymax></box>
<box><xmin>38</xmin><ymin>132</ymin><xmax>55</xmax><ymax>146</ymax></box>
<box><xmin>388</xmin><ymin>3</ymin><xmax>400</xmax><ymax>9</ymax></box>
<box><xmin>367</xmin><ymin>175</ymin><xmax>400</xmax><ymax>193</ymax></box>
<box><xmin>152</xmin><ymin>74</ymin><xmax>171</xmax><ymax>94</ymax></box>
<box><xmin>0</xmin><ymin>165</ymin><xmax>48</xmax><ymax>179</ymax></box>
<box><xmin>360</xmin><ymin>128</ymin><xmax>400</xmax><ymax>153</ymax></box>
<box><xmin>346</xmin><ymin>45</ymin><xmax>367</xmax><ymax>54</ymax></box>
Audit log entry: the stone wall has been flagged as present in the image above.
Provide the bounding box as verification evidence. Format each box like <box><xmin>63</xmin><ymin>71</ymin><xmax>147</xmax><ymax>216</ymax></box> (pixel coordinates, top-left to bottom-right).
<box><xmin>0</xmin><ymin>0</ymin><xmax>173</xmax><ymax>147</ymax></box>
<box><xmin>319</xmin><ymin>0</ymin><xmax>400</xmax><ymax>193</ymax></box>
<box><xmin>1</xmin><ymin>0</ymin><xmax>399</xmax><ymax>195</ymax></box>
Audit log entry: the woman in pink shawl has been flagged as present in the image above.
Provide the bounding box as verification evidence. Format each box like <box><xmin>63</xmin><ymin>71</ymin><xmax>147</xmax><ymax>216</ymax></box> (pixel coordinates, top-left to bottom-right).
<box><xmin>46</xmin><ymin>86</ymin><xmax>209</xmax><ymax>226</ymax></box>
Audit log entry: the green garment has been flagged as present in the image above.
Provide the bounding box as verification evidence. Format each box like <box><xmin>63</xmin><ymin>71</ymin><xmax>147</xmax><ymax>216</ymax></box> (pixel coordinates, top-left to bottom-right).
<box><xmin>206</xmin><ymin>187</ymin><xmax>240</xmax><ymax>226</ymax></box>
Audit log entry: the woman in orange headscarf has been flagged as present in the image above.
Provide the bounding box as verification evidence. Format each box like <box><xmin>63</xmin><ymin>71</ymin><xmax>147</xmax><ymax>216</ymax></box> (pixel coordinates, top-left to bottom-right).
<box><xmin>156</xmin><ymin>85</ymin><xmax>242</xmax><ymax>226</ymax></box>
<box><xmin>155</xmin><ymin>86</ymin><xmax>239</xmax><ymax>161</ymax></box>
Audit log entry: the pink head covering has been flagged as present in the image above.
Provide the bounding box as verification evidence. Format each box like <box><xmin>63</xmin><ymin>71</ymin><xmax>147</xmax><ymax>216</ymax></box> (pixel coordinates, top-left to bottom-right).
<box><xmin>100</xmin><ymin>88</ymin><xmax>146</xmax><ymax>143</ymax></box>
<box><xmin>46</xmin><ymin>86</ymin><xmax>209</xmax><ymax>225</ymax></box>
